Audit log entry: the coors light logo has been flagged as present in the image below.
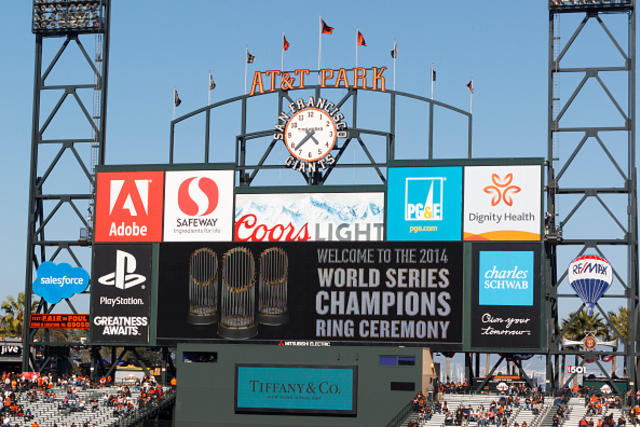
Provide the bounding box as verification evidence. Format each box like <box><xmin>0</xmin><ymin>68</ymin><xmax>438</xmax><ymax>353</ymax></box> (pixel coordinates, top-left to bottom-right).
<box><xmin>234</xmin><ymin>193</ymin><xmax>384</xmax><ymax>242</ymax></box>
<box><xmin>163</xmin><ymin>170</ymin><xmax>234</xmax><ymax>242</ymax></box>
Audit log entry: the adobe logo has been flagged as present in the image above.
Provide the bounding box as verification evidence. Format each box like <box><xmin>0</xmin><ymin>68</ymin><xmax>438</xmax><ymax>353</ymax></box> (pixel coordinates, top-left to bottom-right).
<box><xmin>95</xmin><ymin>171</ymin><xmax>164</xmax><ymax>242</ymax></box>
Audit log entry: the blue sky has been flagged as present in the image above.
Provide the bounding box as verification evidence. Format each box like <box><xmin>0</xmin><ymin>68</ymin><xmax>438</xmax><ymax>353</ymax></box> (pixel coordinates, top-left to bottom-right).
<box><xmin>0</xmin><ymin>0</ymin><xmax>634</xmax><ymax>373</ymax></box>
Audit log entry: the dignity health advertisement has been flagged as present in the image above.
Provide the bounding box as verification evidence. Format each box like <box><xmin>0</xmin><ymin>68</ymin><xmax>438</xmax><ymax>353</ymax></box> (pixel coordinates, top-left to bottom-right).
<box><xmin>234</xmin><ymin>192</ymin><xmax>384</xmax><ymax>242</ymax></box>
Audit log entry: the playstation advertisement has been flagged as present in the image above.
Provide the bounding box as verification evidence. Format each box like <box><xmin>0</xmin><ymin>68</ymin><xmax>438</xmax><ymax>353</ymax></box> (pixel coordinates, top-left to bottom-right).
<box><xmin>90</xmin><ymin>244</ymin><xmax>152</xmax><ymax>344</ymax></box>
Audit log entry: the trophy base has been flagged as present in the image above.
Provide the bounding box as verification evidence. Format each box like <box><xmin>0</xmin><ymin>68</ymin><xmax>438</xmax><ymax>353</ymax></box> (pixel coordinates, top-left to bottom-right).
<box><xmin>257</xmin><ymin>312</ymin><xmax>289</xmax><ymax>326</ymax></box>
<box><xmin>218</xmin><ymin>324</ymin><xmax>258</xmax><ymax>340</ymax></box>
<box><xmin>187</xmin><ymin>314</ymin><xmax>217</xmax><ymax>326</ymax></box>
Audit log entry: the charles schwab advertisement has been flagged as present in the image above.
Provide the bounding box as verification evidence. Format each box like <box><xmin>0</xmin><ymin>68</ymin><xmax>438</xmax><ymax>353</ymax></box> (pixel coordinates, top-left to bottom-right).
<box><xmin>156</xmin><ymin>241</ymin><xmax>462</xmax><ymax>346</ymax></box>
<box><xmin>90</xmin><ymin>244</ymin><xmax>152</xmax><ymax>344</ymax></box>
<box><xmin>470</xmin><ymin>243</ymin><xmax>542</xmax><ymax>350</ymax></box>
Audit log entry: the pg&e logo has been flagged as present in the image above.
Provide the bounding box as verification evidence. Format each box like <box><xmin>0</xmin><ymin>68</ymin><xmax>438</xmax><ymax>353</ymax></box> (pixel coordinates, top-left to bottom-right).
<box><xmin>405</xmin><ymin>177</ymin><xmax>444</xmax><ymax>221</ymax></box>
<box><xmin>478</xmin><ymin>250</ymin><xmax>534</xmax><ymax>306</ymax></box>
<box><xmin>95</xmin><ymin>171</ymin><xmax>164</xmax><ymax>242</ymax></box>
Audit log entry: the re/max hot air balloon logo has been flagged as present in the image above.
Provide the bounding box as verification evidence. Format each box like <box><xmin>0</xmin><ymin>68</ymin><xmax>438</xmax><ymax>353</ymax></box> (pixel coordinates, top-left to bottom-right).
<box><xmin>568</xmin><ymin>255</ymin><xmax>613</xmax><ymax>315</ymax></box>
<box><xmin>386</xmin><ymin>167</ymin><xmax>462</xmax><ymax>241</ymax></box>
<box><xmin>163</xmin><ymin>170</ymin><xmax>234</xmax><ymax>242</ymax></box>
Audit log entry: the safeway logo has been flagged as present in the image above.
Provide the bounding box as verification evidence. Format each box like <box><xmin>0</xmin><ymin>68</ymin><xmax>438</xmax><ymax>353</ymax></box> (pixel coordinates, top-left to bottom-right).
<box><xmin>94</xmin><ymin>171</ymin><xmax>164</xmax><ymax>242</ymax></box>
<box><xmin>178</xmin><ymin>176</ymin><xmax>219</xmax><ymax>216</ymax></box>
<box><xmin>163</xmin><ymin>170</ymin><xmax>233</xmax><ymax>242</ymax></box>
<box><xmin>483</xmin><ymin>173</ymin><xmax>521</xmax><ymax>206</ymax></box>
<box><xmin>98</xmin><ymin>250</ymin><xmax>146</xmax><ymax>290</ymax></box>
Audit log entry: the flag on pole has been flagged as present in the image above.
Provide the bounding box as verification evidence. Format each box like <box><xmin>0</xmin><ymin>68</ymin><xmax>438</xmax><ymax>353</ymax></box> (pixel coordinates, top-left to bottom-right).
<box><xmin>357</xmin><ymin>31</ymin><xmax>366</xmax><ymax>47</ymax></box>
<box><xmin>321</xmin><ymin>19</ymin><xmax>334</xmax><ymax>34</ymax></box>
<box><xmin>432</xmin><ymin>68</ymin><xmax>436</xmax><ymax>82</ymax></box>
<box><xmin>208</xmin><ymin>72</ymin><xmax>216</xmax><ymax>91</ymax></box>
<box><xmin>390</xmin><ymin>42</ymin><xmax>397</xmax><ymax>58</ymax></box>
<box><xmin>246</xmin><ymin>51</ymin><xmax>255</xmax><ymax>64</ymax></box>
<box><xmin>466</xmin><ymin>80</ymin><xmax>474</xmax><ymax>94</ymax></box>
<box><xmin>283</xmin><ymin>34</ymin><xmax>290</xmax><ymax>51</ymax></box>
<box><xmin>174</xmin><ymin>89</ymin><xmax>182</xmax><ymax>107</ymax></box>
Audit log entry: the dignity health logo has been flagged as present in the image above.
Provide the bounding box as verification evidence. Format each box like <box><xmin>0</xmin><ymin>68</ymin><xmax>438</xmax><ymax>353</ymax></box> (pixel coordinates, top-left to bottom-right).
<box><xmin>483</xmin><ymin>173</ymin><xmax>521</xmax><ymax>207</ymax></box>
<box><xmin>478</xmin><ymin>251</ymin><xmax>533</xmax><ymax>306</ymax></box>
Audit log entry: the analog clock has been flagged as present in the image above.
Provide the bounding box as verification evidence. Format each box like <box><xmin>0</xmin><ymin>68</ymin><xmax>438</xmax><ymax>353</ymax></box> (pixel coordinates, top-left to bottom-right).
<box><xmin>284</xmin><ymin>107</ymin><xmax>337</xmax><ymax>162</ymax></box>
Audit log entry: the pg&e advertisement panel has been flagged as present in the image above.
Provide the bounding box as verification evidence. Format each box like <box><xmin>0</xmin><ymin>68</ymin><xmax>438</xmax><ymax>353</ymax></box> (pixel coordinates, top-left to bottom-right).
<box><xmin>90</xmin><ymin>244</ymin><xmax>152</xmax><ymax>344</ymax></box>
<box><xmin>470</xmin><ymin>243</ymin><xmax>542</xmax><ymax>350</ymax></box>
<box><xmin>386</xmin><ymin>167</ymin><xmax>463</xmax><ymax>241</ymax></box>
<box><xmin>235</xmin><ymin>192</ymin><xmax>384</xmax><ymax>242</ymax></box>
<box><xmin>235</xmin><ymin>365</ymin><xmax>357</xmax><ymax>415</ymax></box>
<box><xmin>156</xmin><ymin>241</ymin><xmax>462</xmax><ymax>346</ymax></box>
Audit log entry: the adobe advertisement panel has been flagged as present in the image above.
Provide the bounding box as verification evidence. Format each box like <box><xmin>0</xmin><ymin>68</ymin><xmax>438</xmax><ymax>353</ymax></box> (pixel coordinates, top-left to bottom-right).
<box><xmin>156</xmin><ymin>241</ymin><xmax>463</xmax><ymax>347</ymax></box>
<box><xmin>463</xmin><ymin>165</ymin><xmax>541</xmax><ymax>241</ymax></box>
<box><xmin>235</xmin><ymin>192</ymin><xmax>384</xmax><ymax>242</ymax></box>
<box><xmin>94</xmin><ymin>171</ymin><xmax>164</xmax><ymax>242</ymax></box>
<box><xmin>235</xmin><ymin>365</ymin><xmax>357</xmax><ymax>415</ymax></box>
<box><xmin>470</xmin><ymin>243</ymin><xmax>542</xmax><ymax>350</ymax></box>
<box><xmin>164</xmin><ymin>170</ymin><xmax>234</xmax><ymax>241</ymax></box>
<box><xmin>386</xmin><ymin>167</ymin><xmax>462</xmax><ymax>241</ymax></box>
<box><xmin>90</xmin><ymin>244</ymin><xmax>152</xmax><ymax>344</ymax></box>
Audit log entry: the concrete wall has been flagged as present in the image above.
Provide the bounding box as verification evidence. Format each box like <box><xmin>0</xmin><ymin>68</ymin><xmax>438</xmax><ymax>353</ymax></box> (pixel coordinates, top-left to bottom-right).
<box><xmin>175</xmin><ymin>343</ymin><xmax>422</xmax><ymax>426</ymax></box>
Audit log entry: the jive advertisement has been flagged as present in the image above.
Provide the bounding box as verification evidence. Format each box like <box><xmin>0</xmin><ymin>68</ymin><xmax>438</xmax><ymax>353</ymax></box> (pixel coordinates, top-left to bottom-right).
<box><xmin>234</xmin><ymin>192</ymin><xmax>384</xmax><ymax>242</ymax></box>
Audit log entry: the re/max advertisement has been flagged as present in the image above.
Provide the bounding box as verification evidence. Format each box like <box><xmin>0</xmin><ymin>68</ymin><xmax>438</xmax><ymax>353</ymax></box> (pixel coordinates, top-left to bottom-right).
<box><xmin>156</xmin><ymin>241</ymin><xmax>463</xmax><ymax>346</ymax></box>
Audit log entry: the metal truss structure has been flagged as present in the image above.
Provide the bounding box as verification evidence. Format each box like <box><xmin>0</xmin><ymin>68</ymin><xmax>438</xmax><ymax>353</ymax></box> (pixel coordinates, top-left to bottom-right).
<box><xmin>169</xmin><ymin>82</ymin><xmax>473</xmax><ymax>181</ymax></box>
<box><xmin>22</xmin><ymin>0</ymin><xmax>110</xmax><ymax>372</ymax></box>
<box><xmin>546</xmin><ymin>0</ymin><xmax>638</xmax><ymax>394</ymax></box>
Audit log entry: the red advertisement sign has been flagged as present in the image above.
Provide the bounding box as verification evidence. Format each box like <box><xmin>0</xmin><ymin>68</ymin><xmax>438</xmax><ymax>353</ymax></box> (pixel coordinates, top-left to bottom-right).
<box><xmin>95</xmin><ymin>171</ymin><xmax>164</xmax><ymax>242</ymax></box>
<box><xmin>30</xmin><ymin>314</ymin><xmax>90</xmax><ymax>329</ymax></box>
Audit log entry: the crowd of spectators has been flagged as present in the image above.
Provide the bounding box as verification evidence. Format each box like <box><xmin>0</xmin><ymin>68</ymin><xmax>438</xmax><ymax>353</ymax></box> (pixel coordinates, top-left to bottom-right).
<box><xmin>0</xmin><ymin>371</ymin><xmax>169</xmax><ymax>427</ymax></box>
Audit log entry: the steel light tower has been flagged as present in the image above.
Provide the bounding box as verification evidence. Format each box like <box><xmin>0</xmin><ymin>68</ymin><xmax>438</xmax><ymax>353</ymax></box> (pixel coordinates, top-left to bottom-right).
<box><xmin>546</xmin><ymin>0</ymin><xmax>637</xmax><ymax>394</ymax></box>
<box><xmin>22</xmin><ymin>0</ymin><xmax>110</xmax><ymax>371</ymax></box>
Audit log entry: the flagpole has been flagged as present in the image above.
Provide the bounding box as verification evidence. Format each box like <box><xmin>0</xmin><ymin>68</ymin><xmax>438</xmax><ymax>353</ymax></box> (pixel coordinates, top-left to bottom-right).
<box><xmin>281</xmin><ymin>32</ymin><xmax>285</xmax><ymax>72</ymax></box>
<box><xmin>318</xmin><ymin>16</ymin><xmax>322</xmax><ymax>83</ymax></box>
<box><xmin>470</xmin><ymin>78</ymin><xmax>473</xmax><ymax>114</ymax></box>
<box><xmin>172</xmin><ymin>86</ymin><xmax>176</xmax><ymax>120</ymax></box>
<box><xmin>355</xmin><ymin>27</ymin><xmax>358</xmax><ymax>68</ymax></box>
<box><xmin>393</xmin><ymin>40</ymin><xmax>396</xmax><ymax>91</ymax></box>
<box><xmin>208</xmin><ymin>70</ymin><xmax>211</xmax><ymax>106</ymax></box>
<box><xmin>244</xmin><ymin>45</ymin><xmax>248</xmax><ymax>94</ymax></box>
<box><xmin>430</xmin><ymin>63</ymin><xmax>434</xmax><ymax>100</ymax></box>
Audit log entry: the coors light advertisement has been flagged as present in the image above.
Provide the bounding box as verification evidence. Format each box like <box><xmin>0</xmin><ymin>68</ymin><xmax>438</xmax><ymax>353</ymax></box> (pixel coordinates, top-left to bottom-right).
<box><xmin>234</xmin><ymin>192</ymin><xmax>384</xmax><ymax>242</ymax></box>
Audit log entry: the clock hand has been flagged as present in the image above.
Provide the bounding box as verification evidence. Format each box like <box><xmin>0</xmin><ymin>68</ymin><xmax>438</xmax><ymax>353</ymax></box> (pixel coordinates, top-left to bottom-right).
<box><xmin>294</xmin><ymin>130</ymin><xmax>315</xmax><ymax>150</ymax></box>
<box><xmin>309</xmin><ymin>133</ymin><xmax>321</xmax><ymax>145</ymax></box>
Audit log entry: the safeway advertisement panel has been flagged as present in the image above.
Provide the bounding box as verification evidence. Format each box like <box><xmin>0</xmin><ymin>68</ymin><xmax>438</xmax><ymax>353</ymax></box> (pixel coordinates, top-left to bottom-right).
<box><xmin>90</xmin><ymin>244</ymin><xmax>152</xmax><ymax>344</ymax></box>
<box><xmin>234</xmin><ymin>193</ymin><xmax>384</xmax><ymax>241</ymax></box>
<box><xmin>156</xmin><ymin>242</ymin><xmax>462</xmax><ymax>346</ymax></box>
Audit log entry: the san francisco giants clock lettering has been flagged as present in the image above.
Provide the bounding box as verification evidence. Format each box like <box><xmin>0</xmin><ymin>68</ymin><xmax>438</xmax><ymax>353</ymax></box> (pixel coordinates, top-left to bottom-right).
<box><xmin>274</xmin><ymin>97</ymin><xmax>347</xmax><ymax>172</ymax></box>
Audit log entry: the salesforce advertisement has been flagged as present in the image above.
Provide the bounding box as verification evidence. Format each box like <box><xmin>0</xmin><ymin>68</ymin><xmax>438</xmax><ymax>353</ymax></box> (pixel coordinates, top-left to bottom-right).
<box><xmin>235</xmin><ymin>365</ymin><xmax>357</xmax><ymax>415</ymax></box>
<box><xmin>470</xmin><ymin>243</ymin><xmax>542</xmax><ymax>350</ymax></box>
<box><xmin>32</xmin><ymin>262</ymin><xmax>90</xmax><ymax>304</ymax></box>
<box><xmin>234</xmin><ymin>192</ymin><xmax>384</xmax><ymax>242</ymax></box>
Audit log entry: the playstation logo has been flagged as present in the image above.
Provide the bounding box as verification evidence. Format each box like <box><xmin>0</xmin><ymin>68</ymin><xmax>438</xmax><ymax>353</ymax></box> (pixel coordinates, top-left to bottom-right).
<box><xmin>98</xmin><ymin>250</ymin><xmax>146</xmax><ymax>290</ymax></box>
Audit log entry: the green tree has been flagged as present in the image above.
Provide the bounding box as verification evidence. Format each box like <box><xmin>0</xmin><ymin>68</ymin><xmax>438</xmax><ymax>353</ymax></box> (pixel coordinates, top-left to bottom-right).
<box><xmin>0</xmin><ymin>292</ymin><xmax>37</xmax><ymax>338</ymax></box>
<box><xmin>559</xmin><ymin>311</ymin><xmax>608</xmax><ymax>385</ymax></box>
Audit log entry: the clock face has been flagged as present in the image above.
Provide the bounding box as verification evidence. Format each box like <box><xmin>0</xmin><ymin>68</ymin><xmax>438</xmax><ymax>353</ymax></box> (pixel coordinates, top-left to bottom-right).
<box><xmin>284</xmin><ymin>108</ymin><xmax>337</xmax><ymax>162</ymax></box>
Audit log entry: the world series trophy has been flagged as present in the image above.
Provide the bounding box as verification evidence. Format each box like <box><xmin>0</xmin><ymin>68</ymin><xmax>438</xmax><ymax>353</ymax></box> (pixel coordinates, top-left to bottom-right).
<box><xmin>218</xmin><ymin>247</ymin><xmax>258</xmax><ymax>339</ymax></box>
<box><xmin>257</xmin><ymin>247</ymin><xmax>289</xmax><ymax>326</ymax></box>
<box><xmin>187</xmin><ymin>248</ymin><xmax>218</xmax><ymax>326</ymax></box>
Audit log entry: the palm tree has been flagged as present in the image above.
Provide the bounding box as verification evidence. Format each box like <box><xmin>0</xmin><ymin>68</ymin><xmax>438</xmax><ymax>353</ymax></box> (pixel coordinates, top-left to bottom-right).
<box><xmin>607</xmin><ymin>307</ymin><xmax>629</xmax><ymax>377</ymax></box>
<box><xmin>559</xmin><ymin>310</ymin><xmax>608</xmax><ymax>385</ymax></box>
<box><xmin>0</xmin><ymin>293</ymin><xmax>37</xmax><ymax>338</ymax></box>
